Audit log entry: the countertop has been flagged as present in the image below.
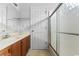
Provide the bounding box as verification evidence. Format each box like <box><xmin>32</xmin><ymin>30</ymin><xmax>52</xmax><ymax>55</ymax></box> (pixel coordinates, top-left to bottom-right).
<box><xmin>0</xmin><ymin>32</ymin><xmax>30</xmax><ymax>51</ymax></box>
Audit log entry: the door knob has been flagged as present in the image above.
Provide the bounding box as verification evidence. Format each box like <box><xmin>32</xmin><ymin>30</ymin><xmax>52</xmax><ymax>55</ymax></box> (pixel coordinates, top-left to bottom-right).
<box><xmin>32</xmin><ymin>30</ymin><xmax>34</xmax><ymax>32</ymax></box>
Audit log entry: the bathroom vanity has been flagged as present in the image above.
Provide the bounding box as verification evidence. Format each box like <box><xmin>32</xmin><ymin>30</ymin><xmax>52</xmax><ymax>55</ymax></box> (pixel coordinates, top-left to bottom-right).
<box><xmin>0</xmin><ymin>33</ymin><xmax>30</xmax><ymax>56</ymax></box>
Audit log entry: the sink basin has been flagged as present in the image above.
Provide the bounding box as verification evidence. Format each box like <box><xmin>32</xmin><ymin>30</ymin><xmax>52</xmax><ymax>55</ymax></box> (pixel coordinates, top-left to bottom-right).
<box><xmin>0</xmin><ymin>34</ymin><xmax>10</xmax><ymax>40</ymax></box>
<box><xmin>2</xmin><ymin>35</ymin><xmax>10</xmax><ymax>39</ymax></box>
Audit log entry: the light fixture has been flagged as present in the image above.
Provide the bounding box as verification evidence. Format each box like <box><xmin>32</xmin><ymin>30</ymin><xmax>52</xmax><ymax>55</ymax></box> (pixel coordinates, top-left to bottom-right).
<box><xmin>13</xmin><ymin>3</ymin><xmax>18</xmax><ymax>7</ymax></box>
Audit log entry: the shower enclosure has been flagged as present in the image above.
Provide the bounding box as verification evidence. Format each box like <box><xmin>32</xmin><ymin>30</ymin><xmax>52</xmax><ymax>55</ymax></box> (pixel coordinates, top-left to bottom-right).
<box><xmin>50</xmin><ymin>3</ymin><xmax>79</xmax><ymax>56</ymax></box>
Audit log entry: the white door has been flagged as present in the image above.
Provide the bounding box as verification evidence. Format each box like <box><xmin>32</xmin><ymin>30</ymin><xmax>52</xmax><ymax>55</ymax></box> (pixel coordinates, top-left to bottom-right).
<box><xmin>31</xmin><ymin>7</ymin><xmax>48</xmax><ymax>49</ymax></box>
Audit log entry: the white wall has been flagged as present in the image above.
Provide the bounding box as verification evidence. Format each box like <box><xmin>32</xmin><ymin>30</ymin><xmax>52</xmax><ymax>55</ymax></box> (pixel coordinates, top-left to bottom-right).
<box><xmin>13</xmin><ymin>3</ymin><xmax>30</xmax><ymax>33</ymax></box>
<box><xmin>7</xmin><ymin>4</ymin><xmax>19</xmax><ymax>19</ymax></box>
<box><xmin>17</xmin><ymin>3</ymin><xmax>30</xmax><ymax>18</ymax></box>
<box><xmin>0</xmin><ymin>3</ymin><xmax>7</xmax><ymax>31</ymax></box>
<box><xmin>0</xmin><ymin>3</ymin><xmax>31</xmax><ymax>34</ymax></box>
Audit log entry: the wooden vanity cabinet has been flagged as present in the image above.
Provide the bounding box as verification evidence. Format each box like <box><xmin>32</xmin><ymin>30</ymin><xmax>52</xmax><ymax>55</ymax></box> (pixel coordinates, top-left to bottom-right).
<box><xmin>0</xmin><ymin>46</ymin><xmax>11</xmax><ymax>56</ymax></box>
<box><xmin>11</xmin><ymin>41</ymin><xmax>21</xmax><ymax>56</ymax></box>
<box><xmin>0</xmin><ymin>35</ymin><xmax>30</xmax><ymax>56</ymax></box>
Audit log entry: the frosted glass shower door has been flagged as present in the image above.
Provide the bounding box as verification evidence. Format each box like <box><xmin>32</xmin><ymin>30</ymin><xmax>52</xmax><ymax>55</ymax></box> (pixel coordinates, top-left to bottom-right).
<box><xmin>56</xmin><ymin>3</ymin><xmax>79</xmax><ymax>55</ymax></box>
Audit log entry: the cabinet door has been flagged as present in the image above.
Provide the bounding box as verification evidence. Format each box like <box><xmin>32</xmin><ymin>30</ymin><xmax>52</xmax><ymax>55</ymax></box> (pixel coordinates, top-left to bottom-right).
<box><xmin>0</xmin><ymin>46</ymin><xmax>11</xmax><ymax>56</ymax></box>
<box><xmin>21</xmin><ymin>37</ymin><xmax>27</xmax><ymax>56</ymax></box>
<box><xmin>26</xmin><ymin>35</ymin><xmax>30</xmax><ymax>49</ymax></box>
<box><xmin>21</xmin><ymin>35</ymin><xmax>30</xmax><ymax>56</ymax></box>
<box><xmin>11</xmin><ymin>41</ymin><xmax>21</xmax><ymax>56</ymax></box>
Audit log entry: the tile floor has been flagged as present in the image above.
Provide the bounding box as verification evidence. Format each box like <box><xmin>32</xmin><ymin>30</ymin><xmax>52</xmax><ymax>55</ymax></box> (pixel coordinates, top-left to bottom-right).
<box><xmin>27</xmin><ymin>50</ymin><xmax>51</xmax><ymax>56</ymax></box>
